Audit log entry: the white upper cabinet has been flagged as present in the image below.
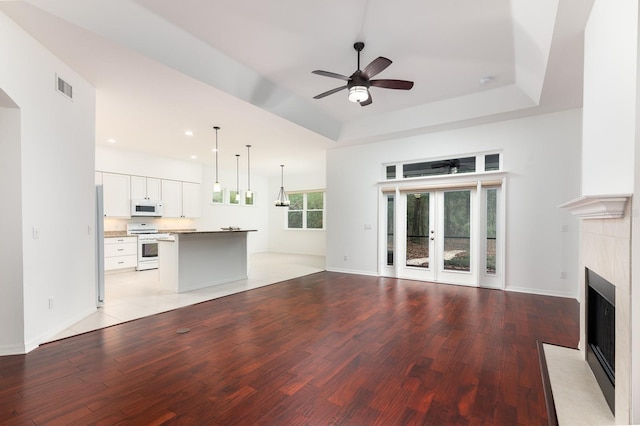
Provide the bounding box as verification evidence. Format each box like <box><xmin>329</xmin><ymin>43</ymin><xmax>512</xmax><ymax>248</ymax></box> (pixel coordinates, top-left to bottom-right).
<box><xmin>131</xmin><ymin>176</ymin><xmax>161</xmax><ymax>200</ymax></box>
<box><xmin>102</xmin><ymin>173</ymin><xmax>130</xmax><ymax>217</ymax></box>
<box><xmin>161</xmin><ymin>179</ymin><xmax>183</xmax><ymax>217</ymax></box>
<box><xmin>161</xmin><ymin>180</ymin><xmax>200</xmax><ymax>218</ymax></box>
<box><xmin>182</xmin><ymin>182</ymin><xmax>201</xmax><ymax>218</ymax></box>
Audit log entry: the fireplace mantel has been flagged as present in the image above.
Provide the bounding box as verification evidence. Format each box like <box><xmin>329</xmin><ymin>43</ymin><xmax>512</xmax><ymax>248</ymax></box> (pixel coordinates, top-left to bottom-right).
<box><xmin>559</xmin><ymin>194</ymin><xmax>631</xmax><ymax>219</ymax></box>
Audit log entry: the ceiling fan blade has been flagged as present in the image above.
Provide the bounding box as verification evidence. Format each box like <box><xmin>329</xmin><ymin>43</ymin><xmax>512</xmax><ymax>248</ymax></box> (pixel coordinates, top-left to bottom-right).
<box><xmin>362</xmin><ymin>57</ymin><xmax>392</xmax><ymax>79</ymax></box>
<box><xmin>313</xmin><ymin>85</ymin><xmax>348</xmax><ymax>99</ymax></box>
<box><xmin>370</xmin><ymin>79</ymin><xmax>414</xmax><ymax>90</ymax></box>
<box><xmin>359</xmin><ymin>93</ymin><xmax>373</xmax><ymax>107</ymax></box>
<box><xmin>312</xmin><ymin>70</ymin><xmax>351</xmax><ymax>81</ymax></box>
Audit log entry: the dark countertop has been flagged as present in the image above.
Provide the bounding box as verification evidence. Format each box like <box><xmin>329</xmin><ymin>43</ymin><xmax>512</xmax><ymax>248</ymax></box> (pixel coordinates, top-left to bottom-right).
<box><xmin>169</xmin><ymin>229</ymin><xmax>257</xmax><ymax>234</ymax></box>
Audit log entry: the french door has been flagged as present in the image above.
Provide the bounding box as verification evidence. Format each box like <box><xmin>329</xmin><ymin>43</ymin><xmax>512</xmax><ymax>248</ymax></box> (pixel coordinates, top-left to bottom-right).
<box><xmin>381</xmin><ymin>182</ymin><xmax>503</xmax><ymax>288</ymax></box>
<box><xmin>398</xmin><ymin>189</ymin><xmax>476</xmax><ymax>285</ymax></box>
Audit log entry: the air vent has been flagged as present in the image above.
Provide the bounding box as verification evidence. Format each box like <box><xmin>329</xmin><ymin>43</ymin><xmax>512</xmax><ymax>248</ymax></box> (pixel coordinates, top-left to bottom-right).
<box><xmin>56</xmin><ymin>74</ymin><xmax>73</xmax><ymax>100</ymax></box>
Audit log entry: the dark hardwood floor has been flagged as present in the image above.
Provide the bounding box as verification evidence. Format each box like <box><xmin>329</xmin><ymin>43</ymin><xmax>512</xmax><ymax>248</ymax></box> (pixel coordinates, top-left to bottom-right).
<box><xmin>0</xmin><ymin>272</ymin><xmax>579</xmax><ymax>425</ymax></box>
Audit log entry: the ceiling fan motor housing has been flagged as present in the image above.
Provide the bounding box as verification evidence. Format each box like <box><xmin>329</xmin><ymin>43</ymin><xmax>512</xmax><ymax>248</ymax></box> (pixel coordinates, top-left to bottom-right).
<box><xmin>348</xmin><ymin>71</ymin><xmax>370</xmax><ymax>89</ymax></box>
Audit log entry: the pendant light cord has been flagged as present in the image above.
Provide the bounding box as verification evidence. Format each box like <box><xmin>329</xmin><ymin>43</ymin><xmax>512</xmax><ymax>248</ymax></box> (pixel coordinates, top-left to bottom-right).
<box><xmin>246</xmin><ymin>145</ymin><xmax>251</xmax><ymax>192</ymax></box>
<box><xmin>213</xmin><ymin>126</ymin><xmax>220</xmax><ymax>183</ymax></box>
<box><xmin>235</xmin><ymin>154</ymin><xmax>240</xmax><ymax>194</ymax></box>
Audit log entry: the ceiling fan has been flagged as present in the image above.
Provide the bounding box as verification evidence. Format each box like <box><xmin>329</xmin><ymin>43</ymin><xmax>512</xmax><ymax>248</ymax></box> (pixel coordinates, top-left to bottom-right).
<box><xmin>312</xmin><ymin>42</ymin><xmax>414</xmax><ymax>106</ymax></box>
<box><xmin>431</xmin><ymin>159</ymin><xmax>460</xmax><ymax>174</ymax></box>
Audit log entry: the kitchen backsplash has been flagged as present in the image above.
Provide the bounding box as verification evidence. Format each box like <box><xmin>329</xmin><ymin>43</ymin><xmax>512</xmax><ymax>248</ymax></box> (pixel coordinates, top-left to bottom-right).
<box><xmin>103</xmin><ymin>217</ymin><xmax>196</xmax><ymax>232</ymax></box>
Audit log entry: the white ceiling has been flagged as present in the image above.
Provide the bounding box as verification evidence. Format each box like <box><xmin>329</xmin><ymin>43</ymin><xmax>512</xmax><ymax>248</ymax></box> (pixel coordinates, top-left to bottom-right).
<box><xmin>0</xmin><ymin>0</ymin><xmax>594</xmax><ymax>176</ymax></box>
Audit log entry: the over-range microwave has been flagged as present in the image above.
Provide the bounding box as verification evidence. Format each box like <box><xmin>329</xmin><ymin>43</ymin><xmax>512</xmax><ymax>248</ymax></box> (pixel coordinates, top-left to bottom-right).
<box><xmin>131</xmin><ymin>199</ymin><xmax>164</xmax><ymax>217</ymax></box>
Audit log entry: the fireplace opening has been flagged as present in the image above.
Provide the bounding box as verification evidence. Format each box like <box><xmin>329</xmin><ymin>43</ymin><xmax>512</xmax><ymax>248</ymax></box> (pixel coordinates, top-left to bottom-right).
<box><xmin>586</xmin><ymin>268</ymin><xmax>615</xmax><ymax>414</ymax></box>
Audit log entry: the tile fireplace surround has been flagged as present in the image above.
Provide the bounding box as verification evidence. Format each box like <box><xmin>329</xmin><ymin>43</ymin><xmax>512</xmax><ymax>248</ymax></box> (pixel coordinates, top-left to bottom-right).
<box><xmin>561</xmin><ymin>194</ymin><xmax>632</xmax><ymax>424</ymax></box>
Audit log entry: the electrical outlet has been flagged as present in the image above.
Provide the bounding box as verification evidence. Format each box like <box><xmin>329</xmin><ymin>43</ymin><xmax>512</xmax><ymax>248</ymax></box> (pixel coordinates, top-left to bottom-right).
<box><xmin>343</xmin><ymin>255</ymin><xmax>348</xmax><ymax>261</ymax></box>
<box><xmin>560</xmin><ymin>272</ymin><xmax>567</xmax><ymax>279</ymax></box>
<box><xmin>32</xmin><ymin>226</ymin><xmax>39</xmax><ymax>239</ymax></box>
<box><xmin>48</xmin><ymin>297</ymin><xmax>54</xmax><ymax>309</ymax></box>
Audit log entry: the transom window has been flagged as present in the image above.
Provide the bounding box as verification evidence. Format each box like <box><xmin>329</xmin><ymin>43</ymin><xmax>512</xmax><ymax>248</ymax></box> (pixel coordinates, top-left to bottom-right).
<box><xmin>385</xmin><ymin>152</ymin><xmax>501</xmax><ymax>180</ymax></box>
<box><xmin>287</xmin><ymin>191</ymin><xmax>325</xmax><ymax>229</ymax></box>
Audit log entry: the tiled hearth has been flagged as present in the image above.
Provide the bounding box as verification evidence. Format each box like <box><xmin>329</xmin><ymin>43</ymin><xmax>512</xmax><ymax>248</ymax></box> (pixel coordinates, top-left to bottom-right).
<box><xmin>560</xmin><ymin>194</ymin><xmax>632</xmax><ymax>425</ymax></box>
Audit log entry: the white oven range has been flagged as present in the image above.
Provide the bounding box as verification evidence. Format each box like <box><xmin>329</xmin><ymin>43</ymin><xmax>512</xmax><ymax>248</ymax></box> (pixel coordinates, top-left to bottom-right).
<box><xmin>126</xmin><ymin>223</ymin><xmax>171</xmax><ymax>271</ymax></box>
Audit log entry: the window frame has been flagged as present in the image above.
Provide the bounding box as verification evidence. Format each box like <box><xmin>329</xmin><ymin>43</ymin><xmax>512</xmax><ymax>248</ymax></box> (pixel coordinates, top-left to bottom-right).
<box><xmin>285</xmin><ymin>190</ymin><xmax>325</xmax><ymax>230</ymax></box>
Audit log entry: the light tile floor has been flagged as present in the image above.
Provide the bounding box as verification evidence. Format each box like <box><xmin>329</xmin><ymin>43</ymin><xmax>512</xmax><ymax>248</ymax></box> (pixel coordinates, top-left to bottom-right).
<box><xmin>543</xmin><ymin>343</ymin><xmax>615</xmax><ymax>425</ymax></box>
<box><xmin>50</xmin><ymin>252</ymin><xmax>325</xmax><ymax>341</ymax></box>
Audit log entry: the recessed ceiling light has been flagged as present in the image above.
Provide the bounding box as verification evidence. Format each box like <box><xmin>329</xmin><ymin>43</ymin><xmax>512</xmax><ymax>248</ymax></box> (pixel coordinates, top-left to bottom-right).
<box><xmin>185</xmin><ymin>130</ymin><xmax>193</xmax><ymax>136</ymax></box>
<box><xmin>190</xmin><ymin>155</ymin><xmax>197</xmax><ymax>159</ymax></box>
<box><xmin>211</xmin><ymin>148</ymin><xmax>218</xmax><ymax>152</ymax></box>
<box><xmin>107</xmin><ymin>138</ymin><xmax>116</xmax><ymax>143</ymax></box>
<box><xmin>480</xmin><ymin>76</ymin><xmax>494</xmax><ymax>85</ymax></box>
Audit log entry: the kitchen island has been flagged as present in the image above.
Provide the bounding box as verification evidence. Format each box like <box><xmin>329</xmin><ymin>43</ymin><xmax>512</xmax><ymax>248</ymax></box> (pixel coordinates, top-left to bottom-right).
<box><xmin>157</xmin><ymin>230</ymin><xmax>256</xmax><ymax>293</ymax></box>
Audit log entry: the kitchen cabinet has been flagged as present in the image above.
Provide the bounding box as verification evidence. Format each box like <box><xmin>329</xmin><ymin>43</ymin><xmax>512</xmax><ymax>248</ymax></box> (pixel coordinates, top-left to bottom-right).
<box><xmin>102</xmin><ymin>173</ymin><xmax>130</xmax><ymax>217</ymax></box>
<box><xmin>161</xmin><ymin>180</ymin><xmax>200</xmax><ymax>218</ymax></box>
<box><xmin>182</xmin><ymin>182</ymin><xmax>201</xmax><ymax>217</ymax></box>
<box><xmin>131</xmin><ymin>176</ymin><xmax>161</xmax><ymax>200</ymax></box>
<box><xmin>104</xmin><ymin>236</ymin><xmax>137</xmax><ymax>271</ymax></box>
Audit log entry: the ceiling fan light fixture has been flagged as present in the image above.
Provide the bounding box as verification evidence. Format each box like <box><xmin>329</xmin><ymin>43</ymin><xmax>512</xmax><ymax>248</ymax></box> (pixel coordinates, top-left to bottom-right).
<box><xmin>348</xmin><ymin>86</ymin><xmax>369</xmax><ymax>103</ymax></box>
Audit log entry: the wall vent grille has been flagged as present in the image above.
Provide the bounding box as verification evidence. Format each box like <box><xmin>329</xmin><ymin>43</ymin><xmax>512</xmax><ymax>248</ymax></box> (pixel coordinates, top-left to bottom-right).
<box><xmin>56</xmin><ymin>74</ymin><xmax>73</xmax><ymax>100</ymax></box>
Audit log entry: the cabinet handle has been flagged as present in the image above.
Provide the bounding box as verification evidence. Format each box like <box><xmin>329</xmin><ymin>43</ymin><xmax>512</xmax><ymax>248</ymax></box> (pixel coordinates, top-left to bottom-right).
<box><xmin>117</xmin><ymin>261</ymin><xmax>124</xmax><ymax>264</ymax></box>
<box><xmin>117</xmin><ymin>248</ymin><xmax>124</xmax><ymax>251</ymax></box>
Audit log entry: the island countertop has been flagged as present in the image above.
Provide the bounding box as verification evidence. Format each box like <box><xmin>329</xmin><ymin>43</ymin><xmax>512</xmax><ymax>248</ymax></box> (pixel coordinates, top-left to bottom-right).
<box><xmin>168</xmin><ymin>229</ymin><xmax>257</xmax><ymax>235</ymax></box>
<box><xmin>158</xmin><ymin>230</ymin><xmax>254</xmax><ymax>293</ymax></box>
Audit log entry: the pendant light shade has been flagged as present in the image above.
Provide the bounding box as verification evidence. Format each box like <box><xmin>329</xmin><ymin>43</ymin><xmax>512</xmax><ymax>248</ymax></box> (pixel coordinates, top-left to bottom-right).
<box><xmin>245</xmin><ymin>145</ymin><xmax>253</xmax><ymax>199</ymax></box>
<box><xmin>274</xmin><ymin>164</ymin><xmax>290</xmax><ymax>207</ymax></box>
<box><xmin>213</xmin><ymin>126</ymin><xmax>221</xmax><ymax>192</ymax></box>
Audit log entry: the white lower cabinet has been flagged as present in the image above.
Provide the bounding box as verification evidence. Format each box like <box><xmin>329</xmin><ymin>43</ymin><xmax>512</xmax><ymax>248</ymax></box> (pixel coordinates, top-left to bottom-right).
<box><xmin>104</xmin><ymin>236</ymin><xmax>137</xmax><ymax>271</ymax></box>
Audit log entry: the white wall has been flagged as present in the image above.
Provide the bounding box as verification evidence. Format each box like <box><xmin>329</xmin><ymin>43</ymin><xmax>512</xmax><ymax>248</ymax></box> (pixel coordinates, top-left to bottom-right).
<box><xmin>582</xmin><ymin>1</ymin><xmax>638</xmax><ymax>195</ymax></box>
<box><xmin>0</xmin><ymin>97</ymin><xmax>25</xmax><ymax>353</ymax></box>
<box><xmin>96</xmin><ymin>145</ymin><xmax>202</xmax><ymax>183</ymax></box>
<box><xmin>268</xmin><ymin>170</ymin><xmax>326</xmax><ymax>256</ymax></box>
<box><xmin>196</xmin><ymin>165</ymin><xmax>269</xmax><ymax>253</ymax></box>
<box><xmin>0</xmin><ymin>11</ymin><xmax>97</xmax><ymax>353</ymax></box>
<box><xmin>326</xmin><ymin>109</ymin><xmax>582</xmax><ymax>297</ymax></box>
<box><xmin>584</xmin><ymin>1</ymin><xmax>640</xmax><ymax>422</ymax></box>
<box><xmin>634</xmin><ymin>4</ymin><xmax>640</xmax><ymax>421</ymax></box>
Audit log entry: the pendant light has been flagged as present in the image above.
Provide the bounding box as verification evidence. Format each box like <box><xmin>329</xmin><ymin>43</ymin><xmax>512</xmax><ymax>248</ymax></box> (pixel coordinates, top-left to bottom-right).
<box><xmin>274</xmin><ymin>164</ymin><xmax>290</xmax><ymax>207</ymax></box>
<box><xmin>245</xmin><ymin>145</ymin><xmax>253</xmax><ymax>199</ymax></box>
<box><xmin>213</xmin><ymin>126</ymin><xmax>221</xmax><ymax>192</ymax></box>
<box><xmin>235</xmin><ymin>153</ymin><xmax>240</xmax><ymax>203</ymax></box>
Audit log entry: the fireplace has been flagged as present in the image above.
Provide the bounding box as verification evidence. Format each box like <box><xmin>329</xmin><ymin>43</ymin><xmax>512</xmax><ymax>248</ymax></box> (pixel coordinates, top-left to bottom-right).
<box><xmin>585</xmin><ymin>268</ymin><xmax>615</xmax><ymax>414</ymax></box>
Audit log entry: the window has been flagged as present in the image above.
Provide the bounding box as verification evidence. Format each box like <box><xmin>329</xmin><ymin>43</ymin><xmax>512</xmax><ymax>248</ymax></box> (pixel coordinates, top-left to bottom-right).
<box><xmin>384</xmin><ymin>152</ymin><xmax>502</xmax><ymax>181</ymax></box>
<box><xmin>229</xmin><ymin>190</ymin><xmax>240</xmax><ymax>205</ymax></box>
<box><xmin>211</xmin><ymin>189</ymin><xmax>224</xmax><ymax>204</ymax></box>
<box><xmin>403</xmin><ymin>156</ymin><xmax>476</xmax><ymax>178</ymax></box>
<box><xmin>287</xmin><ymin>191</ymin><xmax>325</xmax><ymax>229</ymax></box>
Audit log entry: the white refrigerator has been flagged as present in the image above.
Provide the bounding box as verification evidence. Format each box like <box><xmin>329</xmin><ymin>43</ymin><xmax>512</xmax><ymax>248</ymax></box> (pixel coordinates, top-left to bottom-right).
<box><xmin>95</xmin><ymin>185</ymin><xmax>105</xmax><ymax>305</ymax></box>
